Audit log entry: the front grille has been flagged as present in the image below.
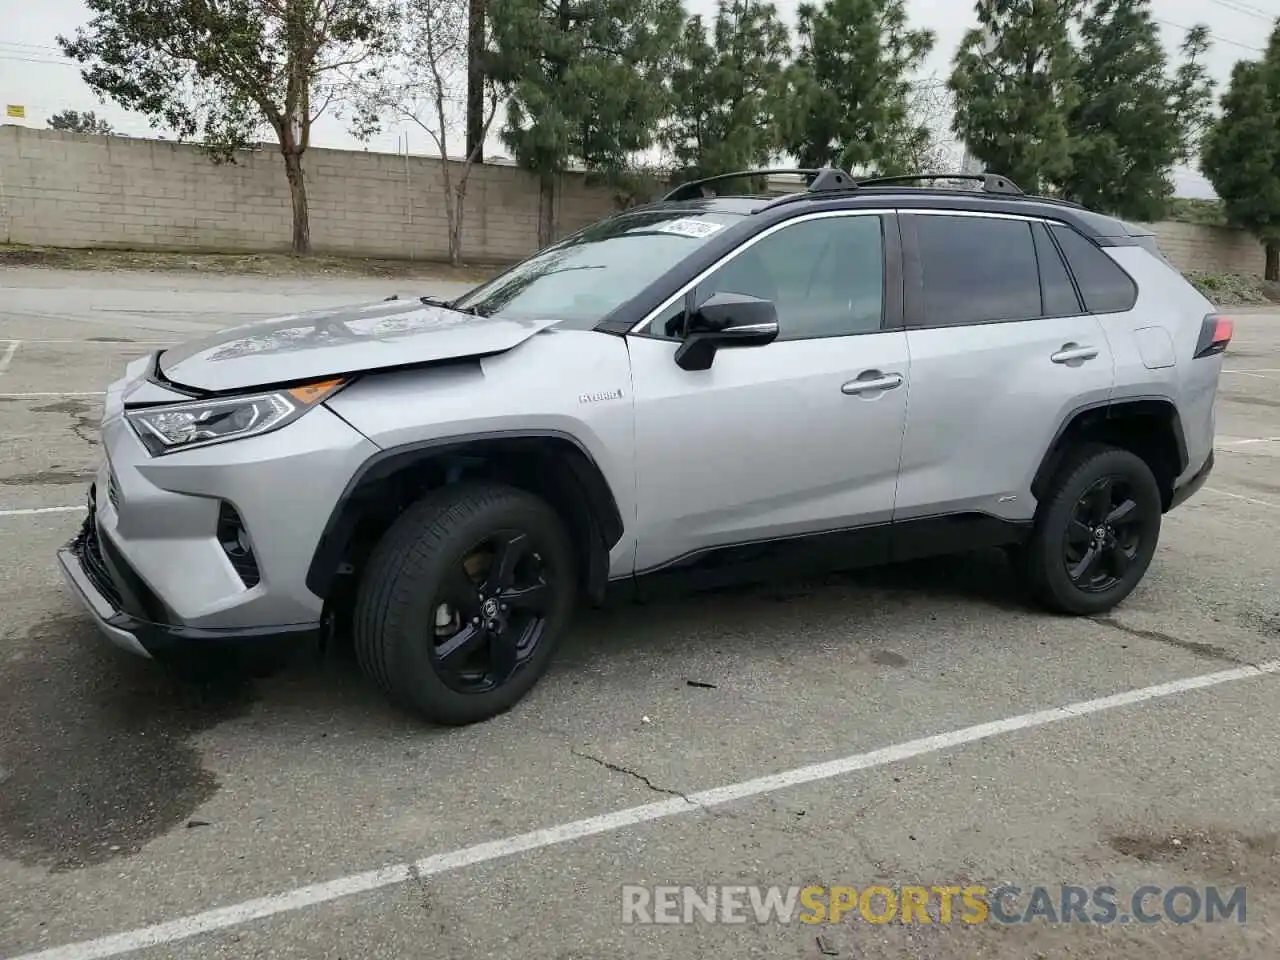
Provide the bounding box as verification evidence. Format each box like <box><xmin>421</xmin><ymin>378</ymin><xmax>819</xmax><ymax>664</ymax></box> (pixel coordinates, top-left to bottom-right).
<box><xmin>106</xmin><ymin>470</ymin><xmax>120</xmax><ymax>510</ymax></box>
<box><xmin>70</xmin><ymin>516</ymin><xmax>123</xmax><ymax>611</ymax></box>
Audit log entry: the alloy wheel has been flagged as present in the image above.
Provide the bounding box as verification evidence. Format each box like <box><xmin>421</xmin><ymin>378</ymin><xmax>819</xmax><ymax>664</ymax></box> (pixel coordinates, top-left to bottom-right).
<box><xmin>1062</xmin><ymin>475</ymin><xmax>1145</xmax><ymax>593</ymax></box>
<box><xmin>428</xmin><ymin>529</ymin><xmax>553</xmax><ymax>694</ymax></box>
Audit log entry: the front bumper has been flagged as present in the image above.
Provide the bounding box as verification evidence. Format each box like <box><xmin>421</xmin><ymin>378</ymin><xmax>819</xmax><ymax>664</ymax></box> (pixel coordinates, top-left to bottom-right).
<box><xmin>56</xmin><ymin>363</ymin><xmax>382</xmax><ymax>653</ymax></box>
<box><xmin>58</xmin><ymin>489</ymin><xmax>320</xmax><ymax>659</ymax></box>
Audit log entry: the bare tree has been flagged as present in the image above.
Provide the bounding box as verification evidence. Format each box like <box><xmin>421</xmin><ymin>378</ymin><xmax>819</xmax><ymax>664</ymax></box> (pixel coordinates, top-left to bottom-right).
<box><xmin>902</xmin><ymin>78</ymin><xmax>963</xmax><ymax>172</ymax></box>
<box><xmin>357</xmin><ymin>0</ymin><xmax>500</xmax><ymax>265</ymax></box>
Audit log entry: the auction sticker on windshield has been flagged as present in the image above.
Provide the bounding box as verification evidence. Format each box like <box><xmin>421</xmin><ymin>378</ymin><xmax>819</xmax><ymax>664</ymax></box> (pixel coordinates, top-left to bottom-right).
<box><xmin>655</xmin><ymin>218</ymin><xmax>725</xmax><ymax>239</ymax></box>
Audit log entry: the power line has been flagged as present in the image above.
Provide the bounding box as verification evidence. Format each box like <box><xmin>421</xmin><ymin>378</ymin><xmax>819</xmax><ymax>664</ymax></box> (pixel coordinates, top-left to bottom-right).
<box><xmin>1153</xmin><ymin>16</ymin><xmax>1264</xmax><ymax>52</ymax></box>
<box><xmin>0</xmin><ymin>55</ymin><xmax>82</xmax><ymax>68</ymax></box>
<box><xmin>1205</xmin><ymin>0</ymin><xmax>1276</xmax><ymax>21</ymax></box>
<box><xmin>0</xmin><ymin>40</ymin><xmax>67</xmax><ymax>53</ymax></box>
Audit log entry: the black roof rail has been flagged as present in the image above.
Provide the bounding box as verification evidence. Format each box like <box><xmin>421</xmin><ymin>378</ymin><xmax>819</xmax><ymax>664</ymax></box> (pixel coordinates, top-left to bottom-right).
<box><xmin>808</xmin><ymin>167</ymin><xmax>857</xmax><ymax>192</ymax></box>
<box><xmin>662</xmin><ymin>168</ymin><xmax>820</xmax><ymax>202</ymax></box>
<box><xmin>854</xmin><ymin>172</ymin><xmax>1024</xmax><ymax>196</ymax></box>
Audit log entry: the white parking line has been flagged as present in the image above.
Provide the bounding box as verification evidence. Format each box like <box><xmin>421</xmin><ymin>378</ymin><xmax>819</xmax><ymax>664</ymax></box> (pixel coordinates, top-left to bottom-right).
<box><xmin>1207</xmin><ymin>487</ymin><xmax>1280</xmax><ymax>510</ymax></box>
<box><xmin>0</xmin><ymin>392</ymin><xmax>105</xmax><ymax>399</ymax></box>
<box><xmin>0</xmin><ymin>340</ymin><xmax>21</xmax><ymax>373</ymax></box>
<box><xmin>0</xmin><ymin>505</ymin><xmax>83</xmax><ymax>518</ymax></box>
<box><xmin>1219</xmin><ymin>437</ymin><xmax>1280</xmax><ymax>446</ymax></box>
<box><xmin>9</xmin><ymin>659</ymin><xmax>1280</xmax><ymax>960</ymax></box>
<box><xmin>5</xmin><ymin>339</ymin><xmax>175</xmax><ymax>345</ymax></box>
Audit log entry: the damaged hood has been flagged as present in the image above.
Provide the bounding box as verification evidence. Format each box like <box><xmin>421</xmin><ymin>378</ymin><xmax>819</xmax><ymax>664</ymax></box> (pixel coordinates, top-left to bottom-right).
<box><xmin>157</xmin><ymin>298</ymin><xmax>563</xmax><ymax>393</ymax></box>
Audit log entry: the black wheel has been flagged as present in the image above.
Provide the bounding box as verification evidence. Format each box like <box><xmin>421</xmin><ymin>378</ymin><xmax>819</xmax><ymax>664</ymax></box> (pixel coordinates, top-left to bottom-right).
<box><xmin>352</xmin><ymin>482</ymin><xmax>576</xmax><ymax>725</ymax></box>
<box><xmin>1024</xmin><ymin>444</ymin><xmax>1163</xmax><ymax>615</ymax></box>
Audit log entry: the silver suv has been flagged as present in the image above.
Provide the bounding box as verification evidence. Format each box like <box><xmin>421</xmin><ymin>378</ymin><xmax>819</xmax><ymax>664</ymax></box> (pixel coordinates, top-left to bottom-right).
<box><xmin>57</xmin><ymin>170</ymin><xmax>1229</xmax><ymax>725</ymax></box>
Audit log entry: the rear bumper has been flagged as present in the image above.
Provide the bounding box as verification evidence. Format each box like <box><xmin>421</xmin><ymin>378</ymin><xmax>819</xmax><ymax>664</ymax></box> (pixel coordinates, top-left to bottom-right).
<box><xmin>58</xmin><ymin>493</ymin><xmax>319</xmax><ymax>661</ymax></box>
<box><xmin>1169</xmin><ymin>449</ymin><xmax>1214</xmax><ymax>511</ymax></box>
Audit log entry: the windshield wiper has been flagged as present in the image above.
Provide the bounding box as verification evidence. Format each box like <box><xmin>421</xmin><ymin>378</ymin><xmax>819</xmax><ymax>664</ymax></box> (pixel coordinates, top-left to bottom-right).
<box><xmin>420</xmin><ymin>294</ymin><xmax>487</xmax><ymax>317</ymax></box>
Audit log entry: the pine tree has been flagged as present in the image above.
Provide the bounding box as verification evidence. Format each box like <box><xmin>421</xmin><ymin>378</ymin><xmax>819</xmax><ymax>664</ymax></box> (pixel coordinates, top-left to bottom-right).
<box><xmin>1061</xmin><ymin>0</ymin><xmax>1213</xmax><ymax>221</ymax></box>
<box><xmin>661</xmin><ymin>0</ymin><xmax>791</xmax><ymax>181</ymax></box>
<box><xmin>486</xmin><ymin>0</ymin><xmax>685</xmax><ymax>244</ymax></box>
<box><xmin>949</xmin><ymin>0</ymin><xmax>1082</xmax><ymax>194</ymax></box>
<box><xmin>1201</xmin><ymin>21</ymin><xmax>1280</xmax><ymax>280</ymax></box>
<box><xmin>779</xmin><ymin>0</ymin><xmax>934</xmax><ymax>175</ymax></box>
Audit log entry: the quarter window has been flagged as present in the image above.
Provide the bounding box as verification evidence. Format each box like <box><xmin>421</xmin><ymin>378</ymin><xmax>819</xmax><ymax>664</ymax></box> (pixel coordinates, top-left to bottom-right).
<box><xmin>1050</xmin><ymin>224</ymin><xmax>1138</xmax><ymax>314</ymax></box>
<box><xmin>915</xmin><ymin>215</ymin><xmax>1042</xmax><ymax>326</ymax></box>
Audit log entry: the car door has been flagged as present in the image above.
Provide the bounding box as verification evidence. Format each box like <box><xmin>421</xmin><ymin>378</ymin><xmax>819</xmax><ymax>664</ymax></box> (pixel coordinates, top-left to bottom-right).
<box><xmin>893</xmin><ymin>210</ymin><xmax>1117</xmax><ymax>532</ymax></box>
<box><xmin>624</xmin><ymin>210</ymin><xmax>911</xmax><ymax>575</ymax></box>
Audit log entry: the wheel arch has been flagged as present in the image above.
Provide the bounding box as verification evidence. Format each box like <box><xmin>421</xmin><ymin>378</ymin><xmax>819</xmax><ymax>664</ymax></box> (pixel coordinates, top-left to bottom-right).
<box><xmin>305</xmin><ymin>430</ymin><xmax>625</xmax><ymax>608</ymax></box>
<box><xmin>1031</xmin><ymin>397</ymin><xmax>1189</xmax><ymax>511</ymax></box>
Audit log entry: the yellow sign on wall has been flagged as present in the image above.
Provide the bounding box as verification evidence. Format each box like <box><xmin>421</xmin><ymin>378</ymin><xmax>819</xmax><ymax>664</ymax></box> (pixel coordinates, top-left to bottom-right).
<box><xmin>5</xmin><ymin>105</ymin><xmax>25</xmax><ymax>119</ymax></box>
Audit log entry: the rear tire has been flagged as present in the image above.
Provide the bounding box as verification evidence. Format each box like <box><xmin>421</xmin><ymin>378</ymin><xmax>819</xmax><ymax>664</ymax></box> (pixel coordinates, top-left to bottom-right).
<box><xmin>1024</xmin><ymin>443</ymin><xmax>1162</xmax><ymax>615</ymax></box>
<box><xmin>352</xmin><ymin>482</ymin><xmax>576</xmax><ymax>725</ymax></box>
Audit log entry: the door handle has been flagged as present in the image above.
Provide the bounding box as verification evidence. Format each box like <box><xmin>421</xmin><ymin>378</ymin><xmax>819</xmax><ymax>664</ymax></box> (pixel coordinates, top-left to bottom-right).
<box><xmin>1050</xmin><ymin>343</ymin><xmax>1099</xmax><ymax>364</ymax></box>
<box><xmin>841</xmin><ymin>372</ymin><xmax>904</xmax><ymax>395</ymax></box>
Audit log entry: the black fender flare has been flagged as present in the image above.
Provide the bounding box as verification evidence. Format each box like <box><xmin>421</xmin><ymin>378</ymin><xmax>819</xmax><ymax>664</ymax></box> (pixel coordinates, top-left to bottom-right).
<box><xmin>305</xmin><ymin>429</ymin><xmax>625</xmax><ymax>603</ymax></box>
<box><xmin>1030</xmin><ymin>396</ymin><xmax>1189</xmax><ymax>503</ymax></box>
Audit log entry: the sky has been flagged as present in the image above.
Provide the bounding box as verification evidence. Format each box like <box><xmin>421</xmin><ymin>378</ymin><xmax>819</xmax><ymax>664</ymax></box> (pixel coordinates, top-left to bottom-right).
<box><xmin>0</xmin><ymin>0</ymin><xmax>1276</xmax><ymax>199</ymax></box>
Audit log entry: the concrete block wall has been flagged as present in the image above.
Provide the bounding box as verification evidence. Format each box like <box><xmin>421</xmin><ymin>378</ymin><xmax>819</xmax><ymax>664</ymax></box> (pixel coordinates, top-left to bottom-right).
<box><xmin>0</xmin><ymin>125</ymin><xmax>628</xmax><ymax>261</ymax></box>
<box><xmin>1137</xmin><ymin>220</ymin><xmax>1267</xmax><ymax>277</ymax></box>
<box><xmin>0</xmin><ymin>124</ymin><xmax>1270</xmax><ymax>275</ymax></box>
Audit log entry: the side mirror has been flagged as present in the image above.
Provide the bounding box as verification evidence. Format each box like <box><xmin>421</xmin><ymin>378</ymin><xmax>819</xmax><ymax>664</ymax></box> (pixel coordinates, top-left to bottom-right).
<box><xmin>674</xmin><ymin>292</ymin><xmax>779</xmax><ymax>371</ymax></box>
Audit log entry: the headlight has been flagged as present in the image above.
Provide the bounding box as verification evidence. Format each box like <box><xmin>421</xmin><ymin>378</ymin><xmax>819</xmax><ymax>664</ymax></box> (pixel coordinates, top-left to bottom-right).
<box><xmin>126</xmin><ymin>378</ymin><xmax>346</xmax><ymax>456</ymax></box>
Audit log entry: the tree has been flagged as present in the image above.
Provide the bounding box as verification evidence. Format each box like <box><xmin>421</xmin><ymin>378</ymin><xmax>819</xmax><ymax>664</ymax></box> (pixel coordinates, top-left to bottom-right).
<box><xmin>466</xmin><ymin>0</ymin><xmax>487</xmax><ymax>160</ymax></box>
<box><xmin>58</xmin><ymin>0</ymin><xmax>396</xmax><ymax>255</ymax></box>
<box><xmin>1170</xmin><ymin>25</ymin><xmax>1215</xmax><ymax>165</ymax></box>
<box><xmin>356</xmin><ymin>0</ymin><xmax>499</xmax><ymax>265</ymax></box>
<box><xmin>47</xmin><ymin>109</ymin><xmax>114</xmax><ymax>135</ymax></box>
<box><xmin>1059</xmin><ymin>1</ymin><xmax>1214</xmax><ymax>221</ymax></box>
<box><xmin>486</xmin><ymin>0</ymin><xmax>686</xmax><ymax>246</ymax></box>
<box><xmin>778</xmin><ymin>0</ymin><xmax>935</xmax><ymax>176</ymax></box>
<box><xmin>660</xmin><ymin>0</ymin><xmax>791</xmax><ymax>181</ymax></box>
<box><xmin>1201</xmin><ymin>22</ymin><xmax>1280</xmax><ymax>281</ymax></box>
<box><xmin>889</xmin><ymin>79</ymin><xmax>962</xmax><ymax>171</ymax></box>
<box><xmin>949</xmin><ymin>0</ymin><xmax>1083</xmax><ymax>195</ymax></box>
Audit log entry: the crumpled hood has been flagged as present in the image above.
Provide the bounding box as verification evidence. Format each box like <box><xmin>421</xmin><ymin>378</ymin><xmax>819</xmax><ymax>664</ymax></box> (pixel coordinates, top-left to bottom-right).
<box><xmin>157</xmin><ymin>298</ymin><xmax>561</xmax><ymax>393</ymax></box>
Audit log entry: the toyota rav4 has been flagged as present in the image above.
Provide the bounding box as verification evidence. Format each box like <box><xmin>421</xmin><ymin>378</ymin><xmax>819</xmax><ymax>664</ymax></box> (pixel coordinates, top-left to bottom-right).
<box><xmin>57</xmin><ymin>169</ymin><xmax>1229</xmax><ymax>725</ymax></box>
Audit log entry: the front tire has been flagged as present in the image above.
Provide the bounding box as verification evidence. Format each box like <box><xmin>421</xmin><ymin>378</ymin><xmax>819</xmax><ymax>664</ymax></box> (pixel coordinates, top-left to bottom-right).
<box><xmin>353</xmin><ymin>482</ymin><xmax>576</xmax><ymax>725</ymax></box>
<box><xmin>1024</xmin><ymin>444</ymin><xmax>1163</xmax><ymax>615</ymax></box>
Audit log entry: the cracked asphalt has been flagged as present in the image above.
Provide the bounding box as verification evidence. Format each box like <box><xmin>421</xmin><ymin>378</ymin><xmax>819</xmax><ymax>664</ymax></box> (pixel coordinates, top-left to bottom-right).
<box><xmin>0</xmin><ymin>267</ymin><xmax>1277</xmax><ymax>960</ymax></box>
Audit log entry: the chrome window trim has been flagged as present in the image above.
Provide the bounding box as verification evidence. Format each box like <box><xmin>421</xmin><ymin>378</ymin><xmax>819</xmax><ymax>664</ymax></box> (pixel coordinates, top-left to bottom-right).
<box><xmin>626</xmin><ymin>206</ymin><xmax>1072</xmax><ymax>336</ymax></box>
<box><xmin>626</xmin><ymin>208</ymin><xmax>895</xmax><ymax>336</ymax></box>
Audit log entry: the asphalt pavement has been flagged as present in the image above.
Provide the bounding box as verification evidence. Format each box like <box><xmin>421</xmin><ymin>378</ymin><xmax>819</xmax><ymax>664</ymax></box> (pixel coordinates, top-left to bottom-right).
<box><xmin>0</xmin><ymin>267</ymin><xmax>1277</xmax><ymax>960</ymax></box>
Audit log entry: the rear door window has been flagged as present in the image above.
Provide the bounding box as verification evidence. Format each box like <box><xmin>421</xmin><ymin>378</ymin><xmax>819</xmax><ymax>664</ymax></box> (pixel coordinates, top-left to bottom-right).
<box><xmin>1033</xmin><ymin>222</ymin><xmax>1082</xmax><ymax>316</ymax></box>
<box><xmin>914</xmin><ymin>215</ymin><xmax>1042</xmax><ymax>326</ymax></box>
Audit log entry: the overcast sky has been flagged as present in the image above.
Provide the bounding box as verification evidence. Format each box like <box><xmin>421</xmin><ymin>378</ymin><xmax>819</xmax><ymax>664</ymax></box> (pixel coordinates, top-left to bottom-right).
<box><xmin>1</xmin><ymin>0</ymin><xmax>1275</xmax><ymax>198</ymax></box>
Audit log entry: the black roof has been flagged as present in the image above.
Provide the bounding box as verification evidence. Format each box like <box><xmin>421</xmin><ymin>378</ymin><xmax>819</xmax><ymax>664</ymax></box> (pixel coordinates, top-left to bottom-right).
<box><xmin>628</xmin><ymin>168</ymin><xmax>1146</xmax><ymax>245</ymax></box>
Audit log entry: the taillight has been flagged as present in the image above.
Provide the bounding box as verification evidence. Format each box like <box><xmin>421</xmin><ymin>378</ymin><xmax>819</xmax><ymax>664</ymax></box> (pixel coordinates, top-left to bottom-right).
<box><xmin>1193</xmin><ymin>313</ymin><xmax>1234</xmax><ymax>359</ymax></box>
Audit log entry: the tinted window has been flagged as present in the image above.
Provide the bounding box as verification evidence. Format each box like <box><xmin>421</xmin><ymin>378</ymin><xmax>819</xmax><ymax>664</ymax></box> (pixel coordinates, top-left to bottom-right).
<box><xmin>689</xmin><ymin>215</ymin><xmax>885</xmax><ymax>340</ymax></box>
<box><xmin>1033</xmin><ymin>222</ymin><xmax>1082</xmax><ymax>315</ymax></box>
<box><xmin>916</xmin><ymin>215</ymin><xmax>1041</xmax><ymax>325</ymax></box>
<box><xmin>449</xmin><ymin>209</ymin><xmax>745</xmax><ymax>327</ymax></box>
<box><xmin>1050</xmin><ymin>224</ymin><xmax>1138</xmax><ymax>313</ymax></box>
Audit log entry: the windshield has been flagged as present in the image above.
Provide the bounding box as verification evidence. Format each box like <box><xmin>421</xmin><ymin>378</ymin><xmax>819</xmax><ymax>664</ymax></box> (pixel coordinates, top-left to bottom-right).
<box><xmin>448</xmin><ymin>209</ymin><xmax>745</xmax><ymax>326</ymax></box>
